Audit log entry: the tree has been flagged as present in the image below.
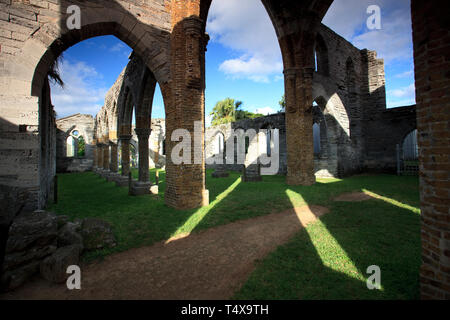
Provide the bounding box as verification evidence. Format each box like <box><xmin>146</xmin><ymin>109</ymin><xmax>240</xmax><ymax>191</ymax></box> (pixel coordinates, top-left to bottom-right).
<box><xmin>210</xmin><ymin>98</ymin><xmax>263</xmax><ymax>126</ymax></box>
<box><xmin>48</xmin><ymin>53</ymin><xmax>64</xmax><ymax>87</ymax></box>
<box><xmin>278</xmin><ymin>94</ymin><xmax>285</xmax><ymax>112</ymax></box>
<box><xmin>77</xmin><ymin>136</ymin><xmax>85</xmax><ymax>157</ymax></box>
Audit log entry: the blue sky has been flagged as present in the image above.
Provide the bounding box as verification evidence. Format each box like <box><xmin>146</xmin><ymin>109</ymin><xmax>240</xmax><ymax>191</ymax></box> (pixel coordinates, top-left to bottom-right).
<box><xmin>51</xmin><ymin>0</ymin><xmax>416</xmax><ymax>124</ymax></box>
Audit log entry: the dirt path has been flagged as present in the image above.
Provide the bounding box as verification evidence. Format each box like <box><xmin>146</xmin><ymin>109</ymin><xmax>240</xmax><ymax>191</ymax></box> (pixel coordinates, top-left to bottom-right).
<box><xmin>1</xmin><ymin>205</ymin><xmax>329</xmax><ymax>300</ymax></box>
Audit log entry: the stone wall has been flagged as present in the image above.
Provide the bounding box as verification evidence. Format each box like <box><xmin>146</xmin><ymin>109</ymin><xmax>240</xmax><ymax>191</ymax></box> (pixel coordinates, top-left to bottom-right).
<box><xmin>0</xmin><ymin>0</ymin><xmax>172</xmax><ymax>216</ymax></box>
<box><xmin>204</xmin><ymin>24</ymin><xmax>416</xmax><ymax>178</ymax></box>
<box><xmin>205</xmin><ymin>113</ymin><xmax>287</xmax><ymax>174</ymax></box>
<box><xmin>363</xmin><ymin>105</ymin><xmax>417</xmax><ymax>173</ymax></box>
<box><xmin>56</xmin><ymin>113</ymin><xmax>95</xmax><ymax>173</ymax></box>
<box><xmin>148</xmin><ymin>118</ymin><xmax>166</xmax><ymax>169</ymax></box>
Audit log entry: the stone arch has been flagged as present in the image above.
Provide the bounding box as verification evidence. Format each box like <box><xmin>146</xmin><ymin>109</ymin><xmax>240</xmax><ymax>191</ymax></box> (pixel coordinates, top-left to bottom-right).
<box><xmin>129</xmin><ymin>138</ymin><xmax>139</xmax><ymax>168</ymax></box>
<box><xmin>260</xmin><ymin>122</ymin><xmax>275</xmax><ymax>157</ymax></box>
<box><xmin>312</xmin><ymin>101</ymin><xmax>327</xmax><ymax>157</ymax></box>
<box><xmin>0</xmin><ymin>1</ymin><xmax>172</xmax><ymax>211</ymax></box>
<box><xmin>312</xmin><ymin>80</ymin><xmax>352</xmax><ymax>178</ymax></box>
<box><xmin>211</xmin><ymin>130</ymin><xmax>225</xmax><ymax>156</ymax></box>
<box><xmin>135</xmin><ymin>68</ymin><xmax>157</xmax><ymax>130</ymax></box>
<box><xmin>116</xmin><ymin>54</ymin><xmax>167</xmax><ymax>138</ymax></box>
<box><xmin>118</xmin><ymin>86</ymin><xmax>136</xmax><ymax>136</ymax></box>
<box><xmin>20</xmin><ymin>5</ymin><xmax>170</xmax><ymax>98</ymax></box>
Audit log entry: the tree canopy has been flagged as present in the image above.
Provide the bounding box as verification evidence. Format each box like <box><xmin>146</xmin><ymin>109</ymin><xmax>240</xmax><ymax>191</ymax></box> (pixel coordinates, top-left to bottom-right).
<box><xmin>209</xmin><ymin>98</ymin><xmax>264</xmax><ymax>126</ymax></box>
<box><xmin>77</xmin><ymin>136</ymin><xmax>85</xmax><ymax>157</ymax></box>
<box><xmin>278</xmin><ymin>94</ymin><xmax>285</xmax><ymax>112</ymax></box>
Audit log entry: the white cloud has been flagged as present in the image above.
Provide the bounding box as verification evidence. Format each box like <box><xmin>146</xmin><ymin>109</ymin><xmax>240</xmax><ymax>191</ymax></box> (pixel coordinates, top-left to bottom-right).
<box><xmin>323</xmin><ymin>0</ymin><xmax>413</xmax><ymax>64</ymax></box>
<box><xmin>110</xmin><ymin>42</ymin><xmax>132</xmax><ymax>57</ymax></box>
<box><xmin>207</xmin><ymin>0</ymin><xmax>413</xmax><ymax>82</ymax></box>
<box><xmin>218</xmin><ymin>55</ymin><xmax>282</xmax><ymax>83</ymax></box>
<box><xmin>255</xmin><ymin>107</ymin><xmax>276</xmax><ymax>115</ymax></box>
<box><xmin>207</xmin><ymin>0</ymin><xmax>282</xmax><ymax>82</ymax></box>
<box><xmin>110</xmin><ymin>43</ymin><xmax>125</xmax><ymax>52</ymax></box>
<box><xmin>351</xmin><ymin>10</ymin><xmax>413</xmax><ymax>63</ymax></box>
<box><xmin>395</xmin><ymin>70</ymin><xmax>414</xmax><ymax>78</ymax></box>
<box><xmin>389</xmin><ymin>83</ymin><xmax>415</xmax><ymax>98</ymax></box>
<box><xmin>322</xmin><ymin>0</ymin><xmax>375</xmax><ymax>39</ymax></box>
<box><xmin>50</xmin><ymin>60</ymin><xmax>108</xmax><ymax>118</ymax></box>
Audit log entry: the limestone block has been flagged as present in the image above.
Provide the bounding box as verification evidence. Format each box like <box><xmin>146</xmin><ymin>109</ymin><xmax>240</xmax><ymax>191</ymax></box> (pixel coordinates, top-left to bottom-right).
<box><xmin>57</xmin><ymin>222</ymin><xmax>83</xmax><ymax>252</ymax></box>
<box><xmin>80</xmin><ymin>218</ymin><xmax>116</xmax><ymax>250</ymax></box>
<box><xmin>5</xmin><ymin>210</ymin><xmax>58</xmax><ymax>254</ymax></box>
<box><xmin>40</xmin><ymin>245</ymin><xmax>80</xmax><ymax>283</ymax></box>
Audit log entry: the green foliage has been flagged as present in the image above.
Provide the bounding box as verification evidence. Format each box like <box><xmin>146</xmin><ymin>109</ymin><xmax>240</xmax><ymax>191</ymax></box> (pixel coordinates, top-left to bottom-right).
<box><xmin>77</xmin><ymin>136</ymin><xmax>85</xmax><ymax>157</ymax></box>
<box><xmin>48</xmin><ymin>53</ymin><xmax>64</xmax><ymax>87</ymax></box>
<box><xmin>210</xmin><ymin>98</ymin><xmax>263</xmax><ymax>126</ymax></box>
<box><xmin>279</xmin><ymin>94</ymin><xmax>285</xmax><ymax>112</ymax></box>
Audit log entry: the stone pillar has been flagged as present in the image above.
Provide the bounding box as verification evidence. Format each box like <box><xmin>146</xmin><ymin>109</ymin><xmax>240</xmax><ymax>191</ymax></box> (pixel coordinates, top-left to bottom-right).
<box><xmin>96</xmin><ymin>144</ymin><xmax>104</xmax><ymax>172</ymax></box>
<box><xmin>165</xmin><ymin>16</ymin><xmax>209</xmax><ymax>209</ymax></box>
<box><xmin>411</xmin><ymin>0</ymin><xmax>450</xmax><ymax>300</ymax></box>
<box><xmin>110</xmin><ymin>142</ymin><xmax>119</xmax><ymax>173</ymax></box>
<box><xmin>130</xmin><ymin>128</ymin><xmax>153</xmax><ymax>196</ymax></box>
<box><xmin>242</xmin><ymin>133</ymin><xmax>262</xmax><ymax>182</ymax></box>
<box><xmin>119</xmin><ymin>135</ymin><xmax>132</xmax><ymax>177</ymax></box>
<box><xmin>102</xmin><ymin>144</ymin><xmax>109</xmax><ymax>171</ymax></box>
<box><xmin>284</xmin><ymin>67</ymin><xmax>315</xmax><ymax>185</ymax></box>
<box><xmin>93</xmin><ymin>146</ymin><xmax>98</xmax><ymax>168</ymax></box>
<box><xmin>135</xmin><ymin>128</ymin><xmax>151</xmax><ymax>183</ymax></box>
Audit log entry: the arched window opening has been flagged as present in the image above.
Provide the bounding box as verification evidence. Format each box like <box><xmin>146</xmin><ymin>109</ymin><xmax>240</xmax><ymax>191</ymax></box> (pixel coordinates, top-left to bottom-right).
<box><xmin>266</xmin><ymin>129</ymin><xmax>272</xmax><ymax>156</ymax></box>
<box><xmin>213</xmin><ymin>133</ymin><xmax>225</xmax><ymax>155</ymax></box>
<box><xmin>314</xmin><ymin>50</ymin><xmax>318</xmax><ymax>73</ymax></box>
<box><xmin>313</xmin><ymin>123</ymin><xmax>321</xmax><ymax>155</ymax></box>
<box><xmin>403</xmin><ymin>129</ymin><xmax>418</xmax><ymax>160</ymax></box>
<box><xmin>130</xmin><ymin>143</ymin><xmax>138</xmax><ymax>168</ymax></box>
<box><xmin>66</xmin><ymin>135</ymin><xmax>75</xmax><ymax>157</ymax></box>
<box><xmin>245</xmin><ymin>136</ymin><xmax>250</xmax><ymax>154</ymax></box>
<box><xmin>315</xmin><ymin>34</ymin><xmax>329</xmax><ymax>76</ymax></box>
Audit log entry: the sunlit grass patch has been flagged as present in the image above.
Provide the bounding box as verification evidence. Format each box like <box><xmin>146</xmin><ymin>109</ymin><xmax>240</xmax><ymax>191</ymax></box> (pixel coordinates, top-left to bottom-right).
<box><xmin>48</xmin><ymin>170</ymin><xmax>420</xmax><ymax>298</ymax></box>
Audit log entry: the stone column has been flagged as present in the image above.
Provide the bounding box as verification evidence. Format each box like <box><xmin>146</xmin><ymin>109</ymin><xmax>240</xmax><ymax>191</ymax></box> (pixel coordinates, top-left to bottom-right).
<box><xmin>96</xmin><ymin>144</ymin><xmax>104</xmax><ymax>172</ymax></box>
<box><xmin>284</xmin><ymin>67</ymin><xmax>315</xmax><ymax>186</ymax></box>
<box><xmin>119</xmin><ymin>135</ymin><xmax>132</xmax><ymax>177</ymax></box>
<box><xmin>411</xmin><ymin>0</ymin><xmax>450</xmax><ymax>300</ymax></box>
<box><xmin>102</xmin><ymin>144</ymin><xmax>109</xmax><ymax>171</ymax></box>
<box><xmin>129</xmin><ymin>128</ymin><xmax>153</xmax><ymax>196</ymax></box>
<box><xmin>110</xmin><ymin>141</ymin><xmax>119</xmax><ymax>173</ymax></box>
<box><xmin>165</xmin><ymin>16</ymin><xmax>209</xmax><ymax>209</ymax></box>
<box><xmin>92</xmin><ymin>145</ymin><xmax>98</xmax><ymax>168</ymax></box>
<box><xmin>135</xmin><ymin>128</ymin><xmax>151</xmax><ymax>183</ymax></box>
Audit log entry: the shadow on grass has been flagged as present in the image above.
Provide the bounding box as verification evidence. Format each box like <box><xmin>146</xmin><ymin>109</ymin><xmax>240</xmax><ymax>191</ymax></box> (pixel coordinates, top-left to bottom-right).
<box><xmin>230</xmin><ymin>175</ymin><xmax>420</xmax><ymax>300</ymax></box>
<box><xmin>49</xmin><ymin>169</ymin><xmax>420</xmax><ymax>299</ymax></box>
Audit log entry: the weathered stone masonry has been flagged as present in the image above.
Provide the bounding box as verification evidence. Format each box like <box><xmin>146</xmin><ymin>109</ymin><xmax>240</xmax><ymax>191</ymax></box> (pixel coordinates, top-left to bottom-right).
<box><xmin>55</xmin><ymin>113</ymin><xmax>95</xmax><ymax>173</ymax></box>
<box><xmin>0</xmin><ymin>0</ymin><xmax>448</xmax><ymax>299</ymax></box>
<box><xmin>206</xmin><ymin>24</ymin><xmax>417</xmax><ymax>178</ymax></box>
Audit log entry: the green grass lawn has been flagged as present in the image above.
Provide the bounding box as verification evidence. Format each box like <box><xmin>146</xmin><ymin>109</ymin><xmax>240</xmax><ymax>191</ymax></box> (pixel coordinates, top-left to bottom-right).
<box><xmin>48</xmin><ymin>169</ymin><xmax>420</xmax><ymax>299</ymax></box>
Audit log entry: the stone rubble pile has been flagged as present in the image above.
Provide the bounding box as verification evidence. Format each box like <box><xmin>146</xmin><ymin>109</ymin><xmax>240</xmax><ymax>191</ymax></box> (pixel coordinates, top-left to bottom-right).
<box><xmin>1</xmin><ymin>211</ymin><xmax>116</xmax><ymax>291</ymax></box>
